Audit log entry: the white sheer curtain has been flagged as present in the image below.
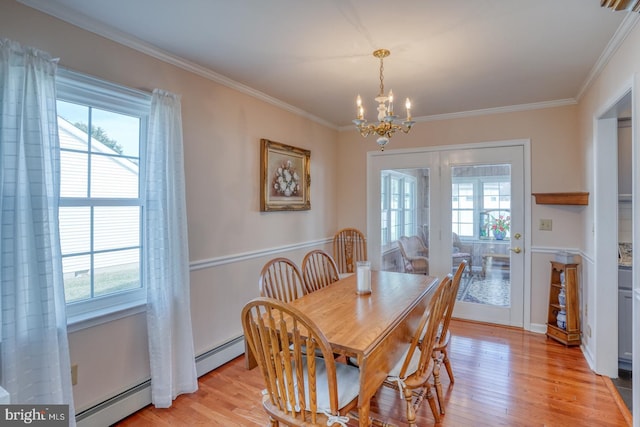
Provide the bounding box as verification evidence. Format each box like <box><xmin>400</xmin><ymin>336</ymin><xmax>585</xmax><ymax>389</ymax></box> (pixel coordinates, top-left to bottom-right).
<box><xmin>145</xmin><ymin>89</ymin><xmax>198</xmax><ymax>408</ymax></box>
<box><xmin>0</xmin><ymin>39</ymin><xmax>75</xmax><ymax>422</ymax></box>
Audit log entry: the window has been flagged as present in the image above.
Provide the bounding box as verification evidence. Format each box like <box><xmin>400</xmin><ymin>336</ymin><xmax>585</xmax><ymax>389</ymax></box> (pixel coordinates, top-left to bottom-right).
<box><xmin>451</xmin><ymin>165</ymin><xmax>511</xmax><ymax>239</ymax></box>
<box><xmin>452</xmin><ymin>182</ymin><xmax>474</xmax><ymax>237</ymax></box>
<box><xmin>56</xmin><ymin>69</ymin><xmax>151</xmax><ymax>320</ymax></box>
<box><xmin>381</xmin><ymin>171</ymin><xmax>417</xmax><ymax>247</ymax></box>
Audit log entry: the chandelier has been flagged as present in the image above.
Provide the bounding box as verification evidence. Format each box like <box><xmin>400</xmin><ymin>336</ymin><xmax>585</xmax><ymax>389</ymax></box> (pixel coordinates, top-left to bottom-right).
<box><xmin>353</xmin><ymin>49</ymin><xmax>415</xmax><ymax>150</ymax></box>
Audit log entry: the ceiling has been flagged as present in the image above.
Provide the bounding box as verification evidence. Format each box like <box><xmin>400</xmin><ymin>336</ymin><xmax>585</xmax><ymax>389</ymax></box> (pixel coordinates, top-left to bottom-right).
<box><xmin>18</xmin><ymin>0</ymin><xmax>638</xmax><ymax>127</ymax></box>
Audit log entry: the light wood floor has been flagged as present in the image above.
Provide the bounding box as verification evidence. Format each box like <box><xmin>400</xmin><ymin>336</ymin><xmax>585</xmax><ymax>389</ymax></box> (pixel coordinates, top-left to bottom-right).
<box><xmin>116</xmin><ymin>320</ymin><xmax>630</xmax><ymax>426</ymax></box>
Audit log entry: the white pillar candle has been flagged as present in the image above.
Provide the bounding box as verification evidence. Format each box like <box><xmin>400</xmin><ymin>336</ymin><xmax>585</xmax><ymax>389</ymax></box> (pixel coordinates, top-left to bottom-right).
<box><xmin>356</xmin><ymin>261</ymin><xmax>371</xmax><ymax>294</ymax></box>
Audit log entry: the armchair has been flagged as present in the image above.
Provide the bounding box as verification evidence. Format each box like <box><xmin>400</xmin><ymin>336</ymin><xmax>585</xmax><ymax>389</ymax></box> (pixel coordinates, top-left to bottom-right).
<box><xmin>452</xmin><ymin>232</ymin><xmax>472</xmax><ymax>275</ymax></box>
<box><xmin>397</xmin><ymin>236</ymin><xmax>429</xmax><ymax>275</ymax></box>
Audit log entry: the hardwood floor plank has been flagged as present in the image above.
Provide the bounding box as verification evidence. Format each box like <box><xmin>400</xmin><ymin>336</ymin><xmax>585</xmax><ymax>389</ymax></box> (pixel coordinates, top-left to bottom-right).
<box><xmin>115</xmin><ymin>319</ymin><xmax>629</xmax><ymax>426</ymax></box>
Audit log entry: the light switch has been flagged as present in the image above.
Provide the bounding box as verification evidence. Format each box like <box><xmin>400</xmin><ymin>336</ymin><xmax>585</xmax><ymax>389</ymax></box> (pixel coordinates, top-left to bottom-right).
<box><xmin>539</xmin><ymin>219</ymin><xmax>552</xmax><ymax>231</ymax></box>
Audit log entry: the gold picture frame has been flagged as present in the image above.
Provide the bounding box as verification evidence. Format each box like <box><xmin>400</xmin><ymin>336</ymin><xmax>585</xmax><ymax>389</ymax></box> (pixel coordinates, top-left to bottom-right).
<box><xmin>260</xmin><ymin>139</ymin><xmax>310</xmax><ymax>212</ymax></box>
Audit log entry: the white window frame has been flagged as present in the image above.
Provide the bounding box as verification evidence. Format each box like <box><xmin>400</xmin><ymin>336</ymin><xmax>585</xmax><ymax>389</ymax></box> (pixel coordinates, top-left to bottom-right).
<box><xmin>452</xmin><ymin>180</ymin><xmax>475</xmax><ymax>238</ymax></box>
<box><xmin>451</xmin><ymin>175</ymin><xmax>511</xmax><ymax>240</ymax></box>
<box><xmin>381</xmin><ymin>171</ymin><xmax>417</xmax><ymax>248</ymax></box>
<box><xmin>56</xmin><ymin>69</ymin><xmax>151</xmax><ymax>327</ymax></box>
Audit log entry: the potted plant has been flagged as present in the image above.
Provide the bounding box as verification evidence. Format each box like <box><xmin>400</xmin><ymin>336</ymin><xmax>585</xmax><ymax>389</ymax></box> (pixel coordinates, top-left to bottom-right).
<box><xmin>490</xmin><ymin>215</ymin><xmax>510</xmax><ymax>240</ymax></box>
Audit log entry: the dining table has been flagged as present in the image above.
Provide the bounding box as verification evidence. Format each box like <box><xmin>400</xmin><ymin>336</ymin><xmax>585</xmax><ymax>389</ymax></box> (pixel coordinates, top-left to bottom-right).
<box><xmin>245</xmin><ymin>270</ymin><xmax>439</xmax><ymax>427</ymax></box>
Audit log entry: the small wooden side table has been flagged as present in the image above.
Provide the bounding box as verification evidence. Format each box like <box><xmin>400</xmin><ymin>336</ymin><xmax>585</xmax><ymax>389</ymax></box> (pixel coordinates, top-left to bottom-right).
<box><xmin>481</xmin><ymin>253</ymin><xmax>510</xmax><ymax>277</ymax></box>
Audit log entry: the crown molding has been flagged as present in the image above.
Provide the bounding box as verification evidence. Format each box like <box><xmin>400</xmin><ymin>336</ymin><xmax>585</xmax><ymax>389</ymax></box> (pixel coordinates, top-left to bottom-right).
<box><xmin>17</xmin><ymin>0</ymin><xmax>338</xmax><ymax>130</ymax></box>
<box><xmin>576</xmin><ymin>12</ymin><xmax>640</xmax><ymax>101</ymax></box>
<box><xmin>338</xmin><ymin>98</ymin><xmax>577</xmax><ymax>131</ymax></box>
<box><xmin>414</xmin><ymin>99</ymin><xmax>578</xmax><ymax>122</ymax></box>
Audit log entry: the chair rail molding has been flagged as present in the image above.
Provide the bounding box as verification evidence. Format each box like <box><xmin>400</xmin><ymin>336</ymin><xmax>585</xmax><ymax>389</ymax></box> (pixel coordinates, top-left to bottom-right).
<box><xmin>189</xmin><ymin>237</ymin><xmax>333</xmax><ymax>271</ymax></box>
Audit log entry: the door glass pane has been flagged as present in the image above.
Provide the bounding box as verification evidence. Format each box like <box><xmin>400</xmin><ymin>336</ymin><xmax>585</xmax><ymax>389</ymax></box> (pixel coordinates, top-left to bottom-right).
<box><xmin>452</xmin><ymin>164</ymin><xmax>511</xmax><ymax>308</ymax></box>
<box><xmin>380</xmin><ymin>168</ymin><xmax>429</xmax><ymax>274</ymax></box>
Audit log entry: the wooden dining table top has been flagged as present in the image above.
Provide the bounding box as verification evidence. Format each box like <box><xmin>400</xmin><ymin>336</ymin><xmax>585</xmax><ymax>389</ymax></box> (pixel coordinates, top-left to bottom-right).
<box><xmin>244</xmin><ymin>269</ymin><xmax>439</xmax><ymax>427</ymax></box>
<box><xmin>288</xmin><ymin>270</ymin><xmax>439</xmax><ymax>358</ymax></box>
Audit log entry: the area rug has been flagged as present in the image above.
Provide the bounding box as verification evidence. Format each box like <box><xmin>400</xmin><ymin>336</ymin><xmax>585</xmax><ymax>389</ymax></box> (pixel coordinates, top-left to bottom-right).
<box><xmin>458</xmin><ymin>278</ymin><xmax>510</xmax><ymax>307</ymax></box>
<box><xmin>456</xmin><ymin>276</ymin><xmax>471</xmax><ymax>300</ymax></box>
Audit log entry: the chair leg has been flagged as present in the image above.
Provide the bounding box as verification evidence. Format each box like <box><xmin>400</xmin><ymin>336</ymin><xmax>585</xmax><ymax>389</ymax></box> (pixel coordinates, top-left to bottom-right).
<box><xmin>433</xmin><ymin>360</ymin><xmax>445</xmax><ymax>415</ymax></box>
<box><xmin>425</xmin><ymin>383</ymin><xmax>441</xmax><ymax>423</ymax></box>
<box><xmin>268</xmin><ymin>416</ymin><xmax>279</xmax><ymax>427</ymax></box>
<box><xmin>442</xmin><ymin>349</ymin><xmax>455</xmax><ymax>384</ymax></box>
<box><xmin>403</xmin><ymin>386</ymin><xmax>418</xmax><ymax>427</ymax></box>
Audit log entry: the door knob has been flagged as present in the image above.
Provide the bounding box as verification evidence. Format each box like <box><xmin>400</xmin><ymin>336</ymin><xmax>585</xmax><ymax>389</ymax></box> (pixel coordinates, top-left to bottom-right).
<box><xmin>509</xmin><ymin>247</ymin><xmax>522</xmax><ymax>254</ymax></box>
<box><xmin>513</xmin><ymin>233</ymin><xmax>521</xmax><ymax>240</ymax></box>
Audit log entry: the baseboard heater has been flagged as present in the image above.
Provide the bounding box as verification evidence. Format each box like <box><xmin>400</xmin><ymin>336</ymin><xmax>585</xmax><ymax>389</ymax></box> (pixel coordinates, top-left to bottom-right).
<box><xmin>76</xmin><ymin>335</ymin><xmax>245</xmax><ymax>427</ymax></box>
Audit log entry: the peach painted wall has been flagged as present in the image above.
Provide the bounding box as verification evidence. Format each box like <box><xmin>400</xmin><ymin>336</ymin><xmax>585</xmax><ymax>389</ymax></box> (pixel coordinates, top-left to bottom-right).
<box><xmin>336</xmin><ymin>105</ymin><xmax>584</xmax><ymax>328</ymax></box>
<box><xmin>1</xmin><ymin>1</ymin><xmax>339</xmax><ymax>412</ymax></box>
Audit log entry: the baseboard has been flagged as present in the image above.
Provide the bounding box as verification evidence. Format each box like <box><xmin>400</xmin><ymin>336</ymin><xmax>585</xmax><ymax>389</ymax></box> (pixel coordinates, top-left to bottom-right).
<box><xmin>76</xmin><ymin>381</ymin><xmax>151</xmax><ymax>427</ymax></box>
<box><xmin>582</xmin><ymin>343</ymin><xmax>596</xmax><ymax>371</ymax></box>
<box><xmin>76</xmin><ymin>336</ymin><xmax>245</xmax><ymax>426</ymax></box>
<box><xmin>529</xmin><ymin>322</ymin><xmax>547</xmax><ymax>334</ymax></box>
<box><xmin>618</xmin><ymin>359</ymin><xmax>632</xmax><ymax>372</ymax></box>
<box><xmin>195</xmin><ymin>336</ymin><xmax>245</xmax><ymax>377</ymax></box>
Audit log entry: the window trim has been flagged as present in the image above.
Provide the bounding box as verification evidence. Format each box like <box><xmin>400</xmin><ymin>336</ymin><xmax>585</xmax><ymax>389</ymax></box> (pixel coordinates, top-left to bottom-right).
<box><xmin>56</xmin><ymin>68</ymin><xmax>151</xmax><ymax>324</ymax></box>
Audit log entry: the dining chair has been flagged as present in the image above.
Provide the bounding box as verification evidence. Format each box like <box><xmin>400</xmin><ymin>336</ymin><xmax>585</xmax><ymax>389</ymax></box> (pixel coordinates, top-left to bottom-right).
<box><xmin>301</xmin><ymin>249</ymin><xmax>340</xmax><ymax>293</ymax></box>
<box><xmin>383</xmin><ymin>274</ymin><xmax>451</xmax><ymax>425</ymax></box>
<box><xmin>259</xmin><ymin>257</ymin><xmax>306</xmax><ymax>303</ymax></box>
<box><xmin>332</xmin><ymin>228</ymin><xmax>367</xmax><ymax>274</ymax></box>
<box><xmin>397</xmin><ymin>235</ymin><xmax>430</xmax><ymax>274</ymax></box>
<box><xmin>241</xmin><ymin>297</ymin><xmax>360</xmax><ymax>427</ymax></box>
<box><xmin>432</xmin><ymin>260</ymin><xmax>467</xmax><ymax>414</ymax></box>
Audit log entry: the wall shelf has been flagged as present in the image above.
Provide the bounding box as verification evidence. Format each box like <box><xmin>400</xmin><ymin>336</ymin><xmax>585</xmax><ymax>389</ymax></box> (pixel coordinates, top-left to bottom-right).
<box><xmin>532</xmin><ymin>192</ymin><xmax>589</xmax><ymax>205</ymax></box>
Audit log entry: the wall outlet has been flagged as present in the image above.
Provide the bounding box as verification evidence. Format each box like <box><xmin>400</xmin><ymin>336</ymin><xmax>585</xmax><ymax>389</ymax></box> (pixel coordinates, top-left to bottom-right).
<box><xmin>539</xmin><ymin>219</ymin><xmax>552</xmax><ymax>231</ymax></box>
<box><xmin>586</xmin><ymin>325</ymin><xmax>592</xmax><ymax>338</ymax></box>
<box><xmin>71</xmin><ymin>364</ymin><xmax>78</xmax><ymax>386</ymax></box>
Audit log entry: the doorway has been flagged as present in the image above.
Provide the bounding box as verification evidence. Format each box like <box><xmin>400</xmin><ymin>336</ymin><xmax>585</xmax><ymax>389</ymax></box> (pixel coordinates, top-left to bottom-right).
<box><xmin>594</xmin><ymin>86</ymin><xmax>636</xmax><ymax>421</ymax></box>
<box><xmin>367</xmin><ymin>140</ymin><xmax>529</xmax><ymax>328</ymax></box>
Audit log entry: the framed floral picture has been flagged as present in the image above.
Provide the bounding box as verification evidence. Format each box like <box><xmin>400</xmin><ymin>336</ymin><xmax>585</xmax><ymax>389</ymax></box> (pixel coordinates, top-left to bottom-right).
<box><xmin>260</xmin><ymin>139</ymin><xmax>310</xmax><ymax>211</ymax></box>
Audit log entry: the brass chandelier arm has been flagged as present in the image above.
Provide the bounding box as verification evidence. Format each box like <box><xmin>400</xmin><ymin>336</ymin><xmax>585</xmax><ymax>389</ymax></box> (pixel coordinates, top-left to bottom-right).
<box><xmin>354</xmin><ymin>121</ymin><xmax>415</xmax><ymax>139</ymax></box>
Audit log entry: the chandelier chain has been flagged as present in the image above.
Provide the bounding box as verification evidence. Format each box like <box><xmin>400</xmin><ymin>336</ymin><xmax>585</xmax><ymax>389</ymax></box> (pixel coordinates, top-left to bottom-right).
<box><xmin>379</xmin><ymin>56</ymin><xmax>385</xmax><ymax>97</ymax></box>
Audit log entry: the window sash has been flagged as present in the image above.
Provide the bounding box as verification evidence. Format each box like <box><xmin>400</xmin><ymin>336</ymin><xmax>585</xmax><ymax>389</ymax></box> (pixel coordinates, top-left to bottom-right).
<box><xmin>56</xmin><ymin>68</ymin><xmax>151</xmax><ymax>322</ymax></box>
<box><xmin>452</xmin><ymin>176</ymin><xmax>511</xmax><ymax>239</ymax></box>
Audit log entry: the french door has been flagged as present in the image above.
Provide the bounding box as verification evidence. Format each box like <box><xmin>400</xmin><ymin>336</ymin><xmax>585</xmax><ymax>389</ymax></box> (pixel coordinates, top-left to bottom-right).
<box><xmin>367</xmin><ymin>142</ymin><xmax>526</xmax><ymax>327</ymax></box>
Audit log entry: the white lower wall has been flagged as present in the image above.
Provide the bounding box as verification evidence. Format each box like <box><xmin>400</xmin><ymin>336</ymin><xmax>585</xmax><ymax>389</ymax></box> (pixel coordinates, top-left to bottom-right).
<box><xmin>71</xmin><ymin>238</ymin><xmax>333</xmax><ymax>421</ymax></box>
<box><xmin>76</xmin><ymin>337</ymin><xmax>246</xmax><ymax>427</ymax></box>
